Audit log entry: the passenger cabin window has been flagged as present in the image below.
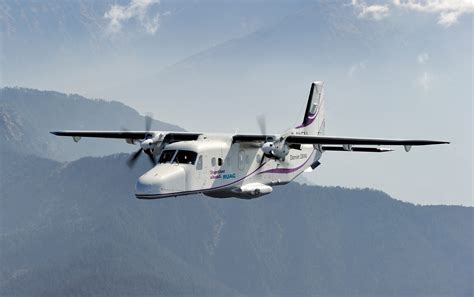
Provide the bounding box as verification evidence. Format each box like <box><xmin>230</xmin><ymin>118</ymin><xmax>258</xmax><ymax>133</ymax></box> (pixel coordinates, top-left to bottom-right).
<box><xmin>173</xmin><ymin>150</ymin><xmax>198</xmax><ymax>165</ymax></box>
<box><xmin>211</xmin><ymin>157</ymin><xmax>216</xmax><ymax>167</ymax></box>
<box><xmin>159</xmin><ymin>150</ymin><xmax>176</xmax><ymax>164</ymax></box>
<box><xmin>218</xmin><ymin>158</ymin><xmax>223</xmax><ymax>166</ymax></box>
<box><xmin>196</xmin><ymin>155</ymin><xmax>203</xmax><ymax>170</ymax></box>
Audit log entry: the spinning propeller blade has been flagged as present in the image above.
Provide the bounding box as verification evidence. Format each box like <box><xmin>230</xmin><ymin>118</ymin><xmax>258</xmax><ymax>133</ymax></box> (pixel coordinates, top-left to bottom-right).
<box><xmin>147</xmin><ymin>152</ymin><xmax>157</xmax><ymax>166</ymax></box>
<box><xmin>257</xmin><ymin>114</ymin><xmax>266</xmax><ymax>135</ymax></box>
<box><xmin>127</xmin><ymin>148</ymin><xmax>143</xmax><ymax>168</ymax></box>
<box><xmin>125</xmin><ymin>114</ymin><xmax>156</xmax><ymax>168</ymax></box>
<box><xmin>145</xmin><ymin>113</ymin><xmax>153</xmax><ymax>133</ymax></box>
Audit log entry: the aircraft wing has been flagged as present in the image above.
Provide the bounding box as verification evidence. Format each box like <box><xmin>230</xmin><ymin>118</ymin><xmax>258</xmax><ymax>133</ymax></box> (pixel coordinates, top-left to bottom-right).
<box><xmin>285</xmin><ymin>135</ymin><xmax>449</xmax><ymax>152</ymax></box>
<box><xmin>50</xmin><ymin>131</ymin><xmax>201</xmax><ymax>143</ymax></box>
<box><xmin>232</xmin><ymin>134</ymin><xmax>276</xmax><ymax>142</ymax></box>
<box><xmin>51</xmin><ymin>130</ymin><xmax>148</xmax><ymax>139</ymax></box>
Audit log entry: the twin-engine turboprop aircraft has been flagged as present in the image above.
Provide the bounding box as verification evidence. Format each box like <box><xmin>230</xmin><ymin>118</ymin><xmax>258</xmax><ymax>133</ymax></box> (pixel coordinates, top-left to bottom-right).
<box><xmin>51</xmin><ymin>82</ymin><xmax>448</xmax><ymax>199</ymax></box>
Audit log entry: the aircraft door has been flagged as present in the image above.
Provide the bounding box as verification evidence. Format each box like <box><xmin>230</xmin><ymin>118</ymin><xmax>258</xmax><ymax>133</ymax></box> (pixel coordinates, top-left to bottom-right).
<box><xmin>194</xmin><ymin>154</ymin><xmax>207</xmax><ymax>189</ymax></box>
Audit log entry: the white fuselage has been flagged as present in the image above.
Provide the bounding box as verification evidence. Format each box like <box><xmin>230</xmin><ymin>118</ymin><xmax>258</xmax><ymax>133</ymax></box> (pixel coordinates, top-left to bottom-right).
<box><xmin>135</xmin><ymin>133</ymin><xmax>321</xmax><ymax>199</ymax></box>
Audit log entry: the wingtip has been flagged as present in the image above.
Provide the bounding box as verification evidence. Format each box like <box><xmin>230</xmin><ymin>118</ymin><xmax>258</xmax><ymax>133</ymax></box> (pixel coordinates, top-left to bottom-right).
<box><xmin>428</xmin><ymin>140</ymin><xmax>450</xmax><ymax>145</ymax></box>
<box><xmin>50</xmin><ymin>131</ymin><xmax>65</xmax><ymax>136</ymax></box>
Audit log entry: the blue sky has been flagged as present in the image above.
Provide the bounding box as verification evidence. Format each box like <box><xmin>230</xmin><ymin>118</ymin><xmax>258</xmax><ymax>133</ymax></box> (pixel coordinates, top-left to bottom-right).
<box><xmin>1</xmin><ymin>0</ymin><xmax>472</xmax><ymax>205</ymax></box>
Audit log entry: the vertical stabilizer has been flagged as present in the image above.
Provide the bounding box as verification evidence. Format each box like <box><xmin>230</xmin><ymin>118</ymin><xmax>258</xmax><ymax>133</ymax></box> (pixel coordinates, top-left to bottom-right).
<box><xmin>295</xmin><ymin>81</ymin><xmax>325</xmax><ymax>135</ymax></box>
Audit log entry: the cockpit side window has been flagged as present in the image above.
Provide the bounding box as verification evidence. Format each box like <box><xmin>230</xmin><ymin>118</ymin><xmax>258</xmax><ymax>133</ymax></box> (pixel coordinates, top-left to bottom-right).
<box><xmin>174</xmin><ymin>150</ymin><xmax>198</xmax><ymax>165</ymax></box>
<box><xmin>159</xmin><ymin>150</ymin><xmax>176</xmax><ymax>164</ymax></box>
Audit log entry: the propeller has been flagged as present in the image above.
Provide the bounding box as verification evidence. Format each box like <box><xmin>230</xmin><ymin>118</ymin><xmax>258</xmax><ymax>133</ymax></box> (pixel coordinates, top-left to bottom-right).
<box><xmin>145</xmin><ymin>113</ymin><xmax>153</xmax><ymax>133</ymax></box>
<box><xmin>257</xmin><ymin>114</ymin><xmax>266</xmax><ymax>135</ymax></box>
<box><xmin>126</xmin><ymin>113</ymin><xmax>157</xmax><ymax>168</ymax></box>
<box><xmin>256</xmin><ymin>114</ymin><xmax>269</xmax><ymax>165</ymax></box>
<box><xmin>146</xmin><ymin>151</ymin><xmax>157</xmax><ymax>166</ymax></box>
<box><xmin>126</xmin><ymin>148</ymin><xmax>143</xmax><ymax>168</ymax></box>
<box><xmin>256</xmin><ymin>114</ymin><xmax>288</xmax><ymax>162</ymax></box>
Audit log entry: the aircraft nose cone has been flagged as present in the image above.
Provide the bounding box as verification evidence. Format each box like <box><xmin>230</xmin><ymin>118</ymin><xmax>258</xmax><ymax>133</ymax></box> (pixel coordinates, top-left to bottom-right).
<box><xmin>135</xmin><ymin>174</ymin><xmax>161</xmax><ymax>197</ymax></box>
<box><xmin>135</xmin><ymin>165</ymin><xmax>185</xmax><ymax>199</ymax></box>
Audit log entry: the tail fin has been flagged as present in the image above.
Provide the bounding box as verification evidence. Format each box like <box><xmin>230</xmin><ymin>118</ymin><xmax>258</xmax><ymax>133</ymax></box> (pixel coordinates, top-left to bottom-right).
<box><xmin>295</xmin><ymin>81</ymin><xmax>325</xmax><ymax>135</ymax></box>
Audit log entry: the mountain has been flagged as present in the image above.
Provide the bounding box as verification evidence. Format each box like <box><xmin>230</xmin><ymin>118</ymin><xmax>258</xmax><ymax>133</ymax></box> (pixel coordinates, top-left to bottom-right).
<box><xmin>0</xmin><ymin>150</ymin><xmax>472</xmax><ymax>296</ymax></box>
<box><xmin>108</xmin><ymin>0</ymin><xmax>472</xmax><ymax>134</ymax></box>
<box><xmin>92</xmin><ymin>0</ymin><xmax>471</xmax><ymax>205</ymax></box>
<box><xmin>1</xmin><ymin>0</ymin><xmax>471</xmax><ymax>205</ymax></box>
<box><xmin>0</xmin><ymin>86</ymin><xmax>471</xmax><ymax>296</ymax></box>
<box><xmin>0</xmin><ymin>0</ymin><xmax>302</xmax><ymax>95</ymax></box>
<box><xmin>0</xmin><ymin>87</ymin><xmax>183</xmax><ymax>161</ymax></box>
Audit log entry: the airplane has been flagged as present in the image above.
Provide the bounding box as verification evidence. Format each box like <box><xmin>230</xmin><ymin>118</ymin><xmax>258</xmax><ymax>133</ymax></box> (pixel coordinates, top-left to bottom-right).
<box><xmin>51</xmin><ymin>81</ymin><xmax>449</xmax><ymax>199</ymax></box>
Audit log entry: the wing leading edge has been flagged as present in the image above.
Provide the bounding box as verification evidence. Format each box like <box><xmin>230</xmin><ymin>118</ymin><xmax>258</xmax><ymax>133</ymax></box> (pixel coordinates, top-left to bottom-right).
<box><xmin>285</xmin><ymin>135</ymin><xmax>449</xmax><ymax>146</ymax></box>
<box><xmin>51</xmin><ymin>131</ymin><xmax>148</xmax><ymax>139</ymax></box>
<box><xmin>285</xmin><ymin>135</ymin><xmax>449</xmax><ymax>152</ymax></box>
<box><xmin>50</xmin><ymin>131</ymin><xmax>201</xmax><ymax>143</ymax></box>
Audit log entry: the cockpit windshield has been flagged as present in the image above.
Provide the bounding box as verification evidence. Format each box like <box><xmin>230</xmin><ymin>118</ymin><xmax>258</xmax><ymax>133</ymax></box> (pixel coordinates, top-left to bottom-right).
<box><xmin>158</xmin><ymin>150</ymin><xmax>176</xmax><ymax>164</ymax></box>
<box><xmin>173</xmin><ymin>150</ymin><xmax>198</xmax><ymax>165</ymax></box>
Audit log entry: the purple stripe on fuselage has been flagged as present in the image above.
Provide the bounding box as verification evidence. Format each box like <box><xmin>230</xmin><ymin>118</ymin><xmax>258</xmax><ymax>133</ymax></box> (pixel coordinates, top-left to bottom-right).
<box><xmin>257</xmin><ymin>150</ymin><xmax>315</xmax><ymax>174</ymax></box>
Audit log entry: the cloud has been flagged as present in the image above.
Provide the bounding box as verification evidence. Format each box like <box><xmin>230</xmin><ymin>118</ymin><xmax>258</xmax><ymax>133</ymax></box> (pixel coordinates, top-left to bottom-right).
<box><xmin>104</xmin><ymin>0</ymin><xmax>162</xmax><ymax>35</ymax></box>
<box><xmin>417</xmin><ymin>71</ymin><xmax>432</xmax><ymax>90</ymax></box>
<box><xmin>393</xmin><ymin>0</ymin><xmax>474</xmax><ymax>27</ymax></box>
<box><xmin>352</xmin><ymin>0</ymin><xmax>390</xmax><ymax>20</ymax></box>
<box><xmin>351</xmin><ymin>0</ymin><xmax>473</xmax><ymax>27</ymax></box>
<box><xmin>348</xmin><ymin>61</ymin><xmax>367</xmax><ymax>77</ymax></box>
<box><xmin>417</xmin><ymin>52</ymin><xmax>429</xmax><ymax>64</ymax></box>
<box><xmin>416</xmin><ymin>53</ymin><xmax>431</xmax><ymax>90</ymax></box>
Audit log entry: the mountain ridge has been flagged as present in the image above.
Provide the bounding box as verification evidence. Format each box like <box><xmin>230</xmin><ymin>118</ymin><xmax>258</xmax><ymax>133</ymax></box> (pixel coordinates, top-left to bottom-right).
<box><xmin>0</xmin><ymin>87</ymin><xmax>184</xmax><ymax>162</ymax></box>
<box><xmin>0</xmin><ymin>85</ymin><xmax>471</xmax><ymax>296</ymax></box>
<box><xmin>1</xmin><ymin>149</ymin><xmax>471</xmax><ymax>296</ymax></box>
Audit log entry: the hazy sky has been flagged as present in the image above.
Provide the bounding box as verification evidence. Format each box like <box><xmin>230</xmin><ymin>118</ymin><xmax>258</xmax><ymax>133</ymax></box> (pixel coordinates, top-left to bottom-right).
<box><xmin>1</xmin><ymin>0</ymin><xmax>472</xmax><ymax>205</ymax></box>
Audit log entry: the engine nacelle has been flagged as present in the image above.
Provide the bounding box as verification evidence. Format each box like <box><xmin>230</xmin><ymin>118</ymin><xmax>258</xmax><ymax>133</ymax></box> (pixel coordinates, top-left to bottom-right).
<box><xmin>262</xmin><ymin>141</ymin><xmax>289</xmax><ymax>160</ymax></box>
<box><xmin>140</xmin><ymin>134</ymin><xmax>164</xmax><ymax>150</ymax></box>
